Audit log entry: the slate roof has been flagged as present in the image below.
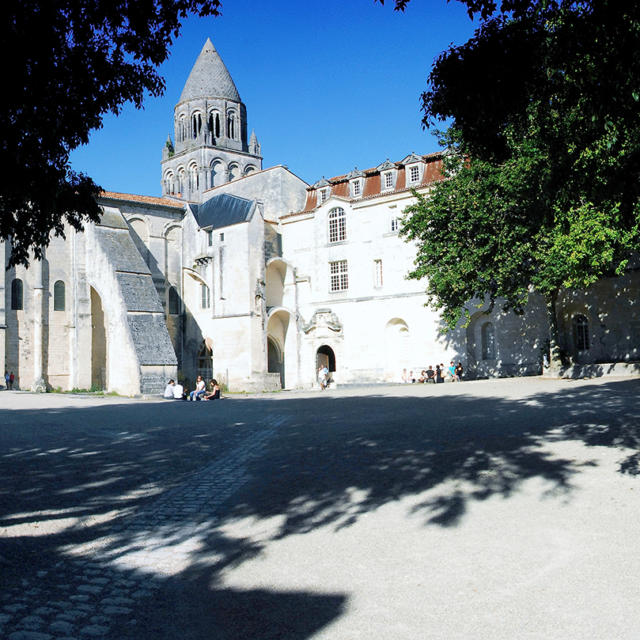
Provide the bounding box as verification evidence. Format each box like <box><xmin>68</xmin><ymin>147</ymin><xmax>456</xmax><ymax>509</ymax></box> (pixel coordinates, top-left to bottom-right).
<box><xmin>179</xmin><ymin>38</ymin><xmax>241</xmax><ymax>104</ymax></box>
<box><xmin>191</xmin><ymin>193</ymin><xmax>255</xmax><ymax>229</ymax></box>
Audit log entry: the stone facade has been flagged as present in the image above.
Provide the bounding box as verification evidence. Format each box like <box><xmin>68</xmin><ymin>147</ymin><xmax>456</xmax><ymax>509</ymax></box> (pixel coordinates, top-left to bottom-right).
<box><xmin>3</xmin><ymin>37</ymin><xmax>639</xmax><ymax>394</ymax></box>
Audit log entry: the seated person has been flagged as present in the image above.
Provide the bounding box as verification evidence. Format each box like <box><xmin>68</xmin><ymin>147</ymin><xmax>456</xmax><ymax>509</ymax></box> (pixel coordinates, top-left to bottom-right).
<box><xmin>204</xmin><ymin>379</ymin><xmax>221</xmax><ymax>400</ymax></box>
<box><xmin>426</xmin><ymin>366</ymin><xmax>435</xmax><ymax>383</ymax></box>
<box><xmin>418</xmin><ymin>370</ymin><xmax>427</xmax><ymax>383</ymax></box>
<box><xmin>455</xmin><ymin>362</ymin><xmax>464</xmax><ymax>381</ymax></box>
<box><xmin>173</xmin><ymin>380</ymin><xmax>185</xmax><ymax>400</ymax></box>
<box><xmin>189</xmin><ymin>375</ymin><xmax>206</xmax><ymax>401</ymax></box>
<box><xmin>163</xmin><ymin>379</ymin><xmax>175</xmax><ymax>399</ymax></box>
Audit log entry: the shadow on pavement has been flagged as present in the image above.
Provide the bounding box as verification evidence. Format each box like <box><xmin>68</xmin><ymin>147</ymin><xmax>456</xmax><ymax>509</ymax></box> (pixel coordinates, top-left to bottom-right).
<box><xmin>0</xmin><ymin>378</ymin><xmax>638</xmax><ymax>637</ymax></box>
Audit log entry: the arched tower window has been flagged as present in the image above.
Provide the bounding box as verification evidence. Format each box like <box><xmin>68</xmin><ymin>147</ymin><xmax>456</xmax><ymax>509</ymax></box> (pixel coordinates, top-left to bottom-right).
<box><xmin>227</xmin><ymin>111</ymin><xmax>236</xmax><ymax>139</ymax></box>
<box><xmin>11</xmin><ymin>278</ymin><xmax>23</xmax><ymax>310</ymax></box>
<box><xmin>178</xmin><ymin>114</ymin><xmax>186</xmax><ymax>142</ymax></box>
<box><xmin>328</xmin><ymin>207</ymin><xmax>346</xmax><ymax>243</ymax></box>
<box><xmin>189</xmin><ymin>164</ymin><xmax>199</xmax><ymax>191</ymax></box>
<box><xmin>228</xmin><ymin>163</ymin><xmax>239</xmax><ymax>181</ymax></box>
<box><xmin>177</xmin><ymin>168</ymin><xmax>186</xmax><ymax>194</ymax></box>
<box><xmin>191</xmin><ymin>112</ymin><xmax>202</xmax><ymax>138</ymax></box>
<box><xmin>573</xmin><ymin>314</ymin><xmax>590</xmax><ymax>351</ymax></box>
<box><xmin>481</xmin><ymin>322</ymin><xmax>496</xmax><ymax>360</ymax></box>
<box><xmin>53</xmin><ymin>280</ymin><xmax>65</xmax><ymax>311</ymax></box>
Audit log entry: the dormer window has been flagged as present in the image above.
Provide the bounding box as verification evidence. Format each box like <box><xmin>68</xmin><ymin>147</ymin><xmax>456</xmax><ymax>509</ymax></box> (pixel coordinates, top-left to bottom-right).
<box><xmin>351</xmin><ymin>179</ymin><xmax>363</xmax><ymax>198</ymax></box>
<box><xmin>319</xmin><ymin>187</ymin><xmax>330</xmax><ymax>204</ymax></box>
<box><xmin>382</xmin><ymin>171</ymin><xmax>395</xmax><ymax>191</ymax></box>
<box><xmin>408</xmin><ymin>164</ymin><xmax>421</xmax><ymax>184</ymax></box>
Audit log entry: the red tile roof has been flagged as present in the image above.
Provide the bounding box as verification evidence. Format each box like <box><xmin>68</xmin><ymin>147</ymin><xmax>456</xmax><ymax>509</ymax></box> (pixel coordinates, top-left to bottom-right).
<box><xmin>292</xmin><ymin>152</ymin><xmax>444</xmax><ymax>216</ymax></box>
<box><xmin>100</xmin><ymin>191</ymin><xmax>186</xmax><ymax>209</ymax></box>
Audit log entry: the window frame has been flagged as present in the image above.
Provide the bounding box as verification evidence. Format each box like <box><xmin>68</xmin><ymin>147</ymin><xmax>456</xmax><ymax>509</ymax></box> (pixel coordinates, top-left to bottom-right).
<box><xmin>201</xmin><ymin>282</ymin><xmax>211</xmax><ymax>309</ymax></box>
<box><xmin>53</xmin><ymin>280</ymin><xmax>66</xmax><ymax>312</ymax></box>
<box><xmin>329</xmin><ymin>260</ymin><xmax>349</xmax><ymax>292</ymax></box>
<box><xmin>11</xmin><ymin>278</ymin><xmax>23</xmax><ymax>311</ymax></box>
<box><xmin>328</xmin><ymin>207</ymin><xmax>347</xmax><ymax>243</ymax></box>
<box><xmin>572</xmin><ymin>314</ymin><xmax>590</xmax><ymax>351</ymax></box>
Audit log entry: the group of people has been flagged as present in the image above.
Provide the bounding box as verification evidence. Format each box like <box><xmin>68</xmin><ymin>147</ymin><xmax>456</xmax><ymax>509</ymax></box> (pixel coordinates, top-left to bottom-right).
<box><xmin>403</xmin><ymin>361</ymin><xmax>464</xmax><ymax>384</ymax></box>
<box><xmin>163</xmin><ymin>375</ymin><xmax>221</xmax><ymax>401</ymax></box>
<box><xmin>4</xmin><ymin>371</ymin><xmax>15</xmax><ymax>390</ymax></box>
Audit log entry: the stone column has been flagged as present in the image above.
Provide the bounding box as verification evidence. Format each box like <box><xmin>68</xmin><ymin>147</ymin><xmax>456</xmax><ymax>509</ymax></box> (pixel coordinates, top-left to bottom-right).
<box><xmin>31</xmin><ymin>253</ymin><xmax>46</xmax><ymax>392</ymax></box>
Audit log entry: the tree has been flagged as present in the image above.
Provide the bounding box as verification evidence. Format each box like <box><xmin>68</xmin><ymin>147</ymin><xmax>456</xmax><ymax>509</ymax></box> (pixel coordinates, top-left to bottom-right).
<box><xmin>397</xmin><ymin>1</ymin><xmax>640</xmax><ymax>368</ymax></box>
<box><xmin>2</xmin><ymin>0</ymin><xmax>221</xmax><ymax>266</ymax></box>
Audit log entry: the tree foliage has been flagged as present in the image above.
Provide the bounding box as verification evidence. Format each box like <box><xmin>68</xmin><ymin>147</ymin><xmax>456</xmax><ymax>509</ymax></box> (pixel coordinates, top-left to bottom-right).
<box><xmin>399</xmin><ymin>1</ymin><xmax>640</xmax><ymax>363</ymax></box>
<box><xmin>2</xmin><ymin>0</ymin><xmax>221</xmax><ymax>266</ymax></box>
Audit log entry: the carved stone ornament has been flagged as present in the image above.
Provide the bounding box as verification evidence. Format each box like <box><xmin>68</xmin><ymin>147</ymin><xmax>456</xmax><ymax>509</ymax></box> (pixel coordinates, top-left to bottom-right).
<box><xmin>302</xmin><ymin>308</ymin><xmax>343</xmax><ymax>334</ymax></box>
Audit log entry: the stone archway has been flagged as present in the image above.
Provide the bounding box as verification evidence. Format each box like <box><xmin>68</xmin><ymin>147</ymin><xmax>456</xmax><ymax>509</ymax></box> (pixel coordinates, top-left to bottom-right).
<box><xmin>267</xmin><ymin>337</ymin><xmax>284</xmax><ymax>388</ymax></box>
<box><xmin>316</xmin><ymin>345</ymin><xmax>336</xmax><ymax>372</ymax></box>
<box><xmin>90</xmin><ymin>287</ymin><xmax>107</xmax><ymax>390</ymax></box>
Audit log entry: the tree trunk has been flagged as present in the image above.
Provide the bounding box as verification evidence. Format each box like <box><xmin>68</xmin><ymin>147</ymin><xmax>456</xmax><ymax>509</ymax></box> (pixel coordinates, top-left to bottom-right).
<box><xmin>545</xmin><ymin>290</ymin><xmax>563</xmax><ymax>374</ymax></box>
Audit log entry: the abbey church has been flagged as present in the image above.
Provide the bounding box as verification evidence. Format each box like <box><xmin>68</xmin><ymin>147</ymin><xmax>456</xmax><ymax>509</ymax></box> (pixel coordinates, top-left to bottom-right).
<box><xmin>2</xmin><ymin>39</ymin><xmax>639</xmax><ymax>394</ymax></box>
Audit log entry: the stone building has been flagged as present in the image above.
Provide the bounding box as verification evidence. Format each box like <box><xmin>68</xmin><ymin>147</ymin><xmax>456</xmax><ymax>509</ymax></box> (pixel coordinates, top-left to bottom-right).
<box><xmin>1</xmin><ymin>38</ymin><xmax>638</xmax><ymax>394</ymax></box>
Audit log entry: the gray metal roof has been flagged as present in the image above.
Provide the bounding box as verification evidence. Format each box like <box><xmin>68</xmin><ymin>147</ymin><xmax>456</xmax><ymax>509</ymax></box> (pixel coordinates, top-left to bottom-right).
<box><xmin>191</xmin><ymin>193</ymin><xmax>255</xmax><ymax>229</ymax></box>
<box><xmin>179</xmin><ymin>38</ymin><xmax>241</xmax><ymax>103</ymax></box>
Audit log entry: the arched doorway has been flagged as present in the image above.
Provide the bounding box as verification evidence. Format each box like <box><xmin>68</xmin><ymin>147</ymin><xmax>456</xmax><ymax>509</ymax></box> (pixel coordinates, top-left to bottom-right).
<box><xmin>90</xmin><ymin>287</ymin><xmax>107</xmax><ymax>390</ymax></box>
<box><xmin>267</xmin><ymin>337</ymin><xmax>284</xmax><ymax>388</ymax></box>
<box><xmin>197</xmin><ymin>341</ymin><xmax>213</xmax><ymax>382</ymax></box>
<box><xmin>316</xmin><ymin>345</ymin><xmax>336</xmax><ymax>383</ymax></box>
<box><xmin>384</xmin><ymin>318</ymin><xmax>410</xmax><ymax>381</ymax></box>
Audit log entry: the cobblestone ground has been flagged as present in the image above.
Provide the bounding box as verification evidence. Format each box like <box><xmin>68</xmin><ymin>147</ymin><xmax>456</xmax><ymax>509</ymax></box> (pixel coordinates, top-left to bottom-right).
<box><xmin>0</xmin><ymin>415</ymin><xmax>285</xmax><ymax>640</ymax></box>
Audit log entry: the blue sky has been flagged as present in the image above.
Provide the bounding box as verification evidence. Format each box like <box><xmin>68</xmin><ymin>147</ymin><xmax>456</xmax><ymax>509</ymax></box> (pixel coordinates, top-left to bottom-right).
<box><xmin>69</xmin><ymin>0</ymin><xmax>478</xmax><ymax>196</ymax></box>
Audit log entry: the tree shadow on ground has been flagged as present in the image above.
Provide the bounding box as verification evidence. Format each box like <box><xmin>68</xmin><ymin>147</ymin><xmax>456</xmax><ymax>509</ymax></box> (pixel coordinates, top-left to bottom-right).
<box><xmin>0</xmin><ymin>378</ymin><xmax>638</xmax><ymax>638</ymax></box>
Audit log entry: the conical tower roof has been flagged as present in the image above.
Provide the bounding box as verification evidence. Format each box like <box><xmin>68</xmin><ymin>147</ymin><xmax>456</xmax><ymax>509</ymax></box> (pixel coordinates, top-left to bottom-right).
<box><xmin>179</xmin><ymin>38</ymin><xmax>241</xmax><ymax>103</ymax></box>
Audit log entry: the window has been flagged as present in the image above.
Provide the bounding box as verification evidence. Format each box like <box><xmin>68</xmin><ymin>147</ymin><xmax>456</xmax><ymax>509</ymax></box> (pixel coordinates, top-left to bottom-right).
<box><xmin>192</xmin><ymin>112</ymin><xmax>202</xmax><ymax>138</ymax></box>
<box><xmin>219</xmin><ymin>233</ymin><xmax>224</xmax><ymax>241</ymax></box>
<box><xmin>408</xmin><ymin>165</ymin><xmax>420</xmax><ymax>184</ymax></box>
<box><xmin>573</xmin><ymin>314</ymin><xmax>590</xmax><ymax>351</ymax></box>
<box><xmin>168</xmin><ymin>286</ymin><xmax>180</xmax><ymax>315</ymax></box>
<box><xmin>391</xmin><ymin>217</ymin><xmax>400</xmax><ymax>233</ymax></box>
<box><xmin>328</xmin><ymin>207</ymin><xmax>346</xmax><ymax>243</ymax></box>
<box><xmin>11</xmin><ymin>278</ymin><xmax>23</xmax><ymax>310</ymax></box>
<box><xmin>227</xmin><ymin>112</ymin><xmax>236</xmax><ymax>139</ymax></box>
<box><xmin>189</xmin><ymin>164</ymin><xmax>199</xmax><ymax>191</ymax></box>
<box><xmin>319</xmin><ymin>187</ymin><xmax>329</xmax><ymax>204</ymax></box>
<box><xmin>207</xmin><ymin>230</ymin><xmax>213</xmax><ymax>247</ymax></box>
<box><xmin>351</xmin><ymin>180</ymin><xmax>362</xmax><ymax>197</ymax></box>
<box><xmin>201</xmin><ymin>283</ymin><xmax>211</xmax><ymax>309</ymax></box>
<box><xmin>53</xmin><ymin>280</ymin><xmax>65</xmax><ymax>311</ymax></box>
<box><xmin>383</xmin><ymin>172</ymin><xmax>394</xmax><ymax>190</ymax></box>
<box><xmin>374</xmin><ymin>259</ymin><xmax>383</xmax><ymax>288</ymax></box>
<box><xmin>329</xmin><ymin>260</ymin><xmax>348</xmax><ymax>292</ymax></box>
<box><xmin>481</xmin><ymin>322</ymin><xmax>496</xmax><ymax>359</ymax></box>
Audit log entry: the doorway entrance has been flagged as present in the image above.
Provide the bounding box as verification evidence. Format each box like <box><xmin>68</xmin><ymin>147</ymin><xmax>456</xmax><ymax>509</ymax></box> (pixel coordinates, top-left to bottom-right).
<box><xmin>267</xmin><ymin>338</ymin><xmax>284</xmax><ymax>388</ymax></box>
<box><xmin>316</xmin><ymin>345</ymin><xmax>336</xmax><ymax>384</ymax></box>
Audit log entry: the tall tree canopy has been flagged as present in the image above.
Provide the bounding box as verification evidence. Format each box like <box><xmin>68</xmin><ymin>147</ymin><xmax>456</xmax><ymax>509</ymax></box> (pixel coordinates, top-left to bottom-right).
<box><xmin>397</xmin><ymin>0</ymin><xmax>640</xmax><ymax>366</ymax></box>
<box><xmin>2</xmin><ymin>0</ymin><xmax>221</xmax><ymax>266</ymax></box>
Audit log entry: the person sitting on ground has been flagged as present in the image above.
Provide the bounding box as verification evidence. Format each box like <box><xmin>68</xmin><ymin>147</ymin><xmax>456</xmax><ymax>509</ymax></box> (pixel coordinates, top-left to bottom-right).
<box><xmin>173</xmin><ymin>380</ymin><xmax>185</xmax><ymax>400</ymax></box>
<box><xmin>448</xmin><ymin>361</ymin><xmax>457</xmax><ymax>381</ymax></box>
<box><xmin>426</xmin><ymin>366</ymin><xmax>435</xmax><ymax>383</ymax></box>
<box><xmin>455</xmin><ymin>362</ymin><xmax>464</xmax><ymax>381</ymax></box>
<box><xmin>435</xmin><ymin>364</ymin><xmax>444</xmax><ymax>383</ymax></box>
<box><xmin>418</xmin><ymin>370</ymin><xmax>427</xmax><ymax>383</ymax></box>
<box><xmin>401</xmin><ymin>368</ymin><xmax>408</xmax><ymax>383</ymax></box>
<box><xmin>189</xmin><ymin>375</ymin><xmax>206</xmax><ymax>401</ymax></box>
<box><xmin>163</xmin><ymin>379</ymin><xmax>175</xmax><ymax>399</ymax></box>
<box><xmin>409</xmin><ymin>370</ymin><xmax>416</xmax><ymax>383</ymax></box>
<box><xmin>204</xmin><ymin>379</ymin><xmax>221</xmax><ymax>400</ymax></box>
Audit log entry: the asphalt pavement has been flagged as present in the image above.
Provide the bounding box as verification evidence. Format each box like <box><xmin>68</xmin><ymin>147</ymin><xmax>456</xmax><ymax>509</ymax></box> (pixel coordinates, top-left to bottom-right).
<box><xmin>1</xmin><ymin>376</ymin><xmax>639</xmax><ymax>639</ymax></box>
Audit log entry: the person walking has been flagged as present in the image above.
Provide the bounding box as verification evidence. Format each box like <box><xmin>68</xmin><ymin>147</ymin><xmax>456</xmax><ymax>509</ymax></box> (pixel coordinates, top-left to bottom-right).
<box><xmin>9</xmin><ymin>372</ymin><xmax>14</xmax><ymax>390</ymax></box>
<box><xmin>4</xmin><ymin>371</ymin><xmax>9</xmax><ymax>390</ymax></box>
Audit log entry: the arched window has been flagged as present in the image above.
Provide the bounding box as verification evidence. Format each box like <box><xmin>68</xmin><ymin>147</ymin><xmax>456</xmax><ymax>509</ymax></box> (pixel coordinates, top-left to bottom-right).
<box><xmin>11</xmin><ymin>278</ymin><xmax>23</xmax><ymax>310</ymax></box>
<box><xmin>53</xmin><ymin>280</ymin><xmax>65</xmax><ymax>311</ymax></box>
<box><xmin>227</xmin><ymin>111</ymin><xmax>235</xmax><ymax>139</ymax></box>
<box><xmin>191</xmin><ymin>112</ymin><xmax>202</xmax><ymax>138</ymax></box>
<box><xmin>228</xmin><ymin>164</ymin><xmax>239</xmax><ymax>181</ymax></box>
<box><xmin>481</xmin><ymin>322</ymin><xmax>496</xmax><ymax>360</ymax></box>
<box><xmin>178</xmin><ymin>114</ymin><xmax>186</xmax><ymax>142</ymax></box>
<box><xmin>208</xmin><ymin>111</ymin><xmax>221</xmax><ymax>139</ymax></box>
<box><xmin>201</xmin><ymin>283</ymin><xmax>211</xmax><ymax>309</ymax></box>
<box><xmin>178</xmin><ymin>168</ymin><xmax>186</xmax><ymax>194</ymax></box>
<box><xmin>573</xmin><ymin>314</ymin><xmax>590</xmax><ymax>351</ymax></box>
<box><xmin>164</xmin><ymin>172</ymin><xmax>174</xmax><ymax>195</ymax></box>
<box><xmin>328</xmin><ymin>207</ymin><xmax>346</xmax><ymax>243</ymax></box>
<box><xmin>189</xmin><ymin>164</ymin><xmax>199</xmax><ymax>191</ymax></box>
<box><xmin>168</xmin><ymin>286</ymin><xmax>180</xmax><ymax>315</ymax></box>
<box><xmin>244</xmin><ymin>165</ymin><xmax>256</xmax><ymax>176</ymax></box>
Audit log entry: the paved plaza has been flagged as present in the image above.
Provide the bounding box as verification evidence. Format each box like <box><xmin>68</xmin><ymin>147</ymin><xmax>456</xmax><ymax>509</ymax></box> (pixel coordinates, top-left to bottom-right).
<box><xmin>1</xmin><ymin>376</ymin><xmax>639</xmax><ymax>639</ymax></box>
